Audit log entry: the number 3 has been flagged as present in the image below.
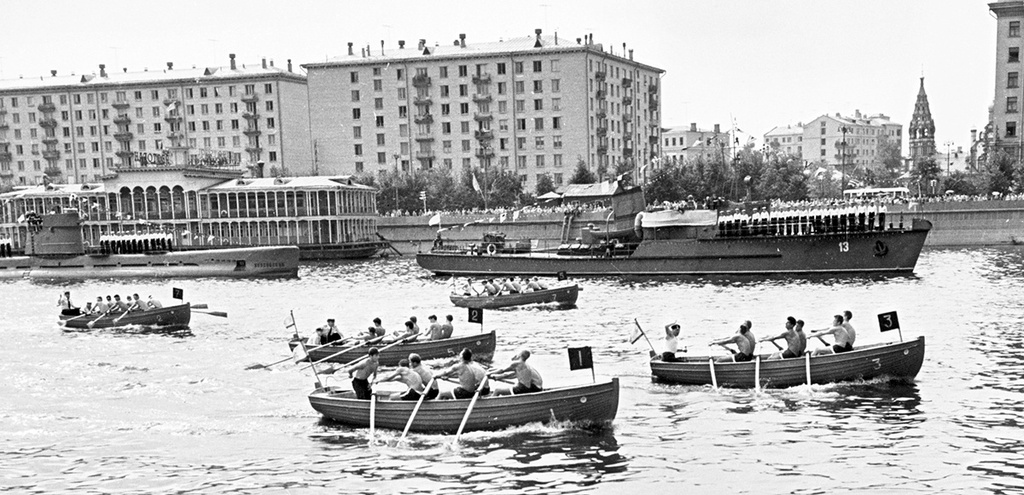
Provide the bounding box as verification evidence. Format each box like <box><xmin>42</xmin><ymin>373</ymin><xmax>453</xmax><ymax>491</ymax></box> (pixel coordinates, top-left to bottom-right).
<box><xmin>838</xmin><ymin>242</ymin><xmax>849</xmax><ymax>252</ymax></box>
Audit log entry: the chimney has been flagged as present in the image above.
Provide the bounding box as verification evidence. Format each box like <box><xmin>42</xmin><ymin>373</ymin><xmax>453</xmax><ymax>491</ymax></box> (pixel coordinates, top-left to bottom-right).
<box><xmin>261</xmin><ymin>58</ymin><xmax>267</xmax><ymax>69</ymax></box>
<box><xmin>576</xmin><ymin>37</ymin><xmax>582</xmax><ymax>45</ymax></box>
<box><xmin>347</xmin><ymin>42</ymin><xmax>354</xmax><ymax>56</ymax></box>
<box><xmin>123</xmin><ymin>68</ymin><xmax>127</xmax><ymax>73</ymax></box>
<box><xmin>361</xmin><ymin>48</ymin><xmax>365</xmax><ymax>57</ymax></box>
<box><xmin>99</xmin><ymin>64</ymin><xmax>107</xmax><ymax>77</ymax></box>
<box><xmin>418</xmin><ymin>39</ymin><xmax>426</xmax><ymax>50</ymax></box>
<box><xmin>399</xmin><ymin>40</ymin><xmax>405</xmax><ymax>49</ymax></box>
<box><xmin>381</xmin><ymin>40</ymin><xmax>385</xmax><ymax>55</ymax></box>
<box><xmin>270</xmin><ymin>59</ymin><xmax>274</xmax><ymax>67</ymax></box>
<box><xmin>535</xmin><ymin>28</ymin><xmax>542</xmax><ymax>39</ymax></box>
<box><xmin>229</xmin><ymin>53</ymin><xmax>236</xmax><ymax>70</ymax></box>
<box><xmin>629</xmin><ymin>49</ymin><xmax>633</xmax><ymax>60</ymax></box>
<box><xmin>855</xmin><ymin>109</ymin><xmax>861</xmax><ymax>118</ymax></box>
<box><xmin>287</xmin><ymin>59</ymin><xmax>292</xmax><ymax>72</ymax></box>
<box><xmin>167</xmin><ymin>62</ymin><xmax>173</xmax><ymax>70</ymax></box>
<box><xmin>454</xmin><ymin>39</ymin><xmax>460</xmax><ymax>46</ymax></box>
<box><xmin>459</xmin><ymin>33</ymin><xmax>466</xmax><ymax>48</ymax></box>
<box><xmin>690</xmin><ymin>123</ymin><xmax>697</xmax><ymax>132</ymax></box>
<box><xmin>555</xmin><ymin>32</ymin><xmax>558</xmax><ymax>45</ymax></box>
<box><xmin>971</xmin><ymin>129</ymin><xmax>977</xmax><ymax>143</ymax></box>
<box><xmin>714</xmin><ymin>124</ymin><xmax>721</xmax><ymax>133</ymax></box>
<box><xmin>50</xmin><ymin>70</ymin><xmax>57</xmax><ymax>77</ymax></box>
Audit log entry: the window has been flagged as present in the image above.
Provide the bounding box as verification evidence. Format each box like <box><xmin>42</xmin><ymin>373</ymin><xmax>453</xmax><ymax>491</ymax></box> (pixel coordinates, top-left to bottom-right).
<box><xmin>515</xmin><ymin>100</ymin><xmax>525</xmax><ymax>112</ymax></box>
<box><xmin>553</xmin><ymin>135</ymin><xmax>563</xmax><ymax>149</ymax></box>
<box><xmin>267</xmin><ymin>118</ymin><xmax>275</xmax><ymax>128</ymax></box>
<box><xmin>440</xmin><ymin>86</ymin><xmax>450</xmax><ymax>97</ymax></box>
<box><xmin>1010</xmin><ymin>47</ymin><xmax>1020</xmax><ymax>63</ymax></box>
<box><xmin>1012</xmin><ymin>21</ymin><xmax>1021</xmax><ymax>37</ymax></box>
<box><xmin>441</xmin><ymin>103</ymin><xmax>451</xmax><ymax>115</ymax></box>
<box><xmin>517</xmin><ymin>137</ymin><xmax>526</xmax><ymax>149</ymax></box>
<box><xmin>534</xmin><ymin>99</ymin><xmax>543</xmax><ymax>111</ymax></box>
<box><xmin>354</xmin><ymin>144</ymin><xmax>363</xmax><ymax>156</ymax></box>
<box><xmin>396</xmin><ymin>68</ymin><xmax>404</xmax><ymax>80</ymax></box>
<box><xmin>551</xmin><ymin>79</ymin><xmax>560</xmax><ymax>93</ymax></box>
<box><xmin>217</xmin><ymin>136</ymin><xmax>226</xmax><ymax>147</ymax></box>
<box><xmin>533</xmin><ymin>80</ymin><xmax>543</xmax><ymax>93</ymax></box>
<box><xmin>373</xmin><ymin>79</ymin><xmax>383</xmax><ymax>91</ymax></box>
<box><xmin>375</xmin><ymin>98</ymin><xmax>384</xmax><ymax>110</ymax></box>
<box><xmin>515</xmin><ymin>81</ymin><xmax>525</xmax><ymax>94</ymax></box>
<box><xmin>399</xmin><ymin>106</ymin><xmax>408</xmax><ymax>118</ymax></box>
<box><xmin>351</xmin><ymin>71</ymin><xmax>359</xmax><ymax>83</ymax></box>
<box><xmin>462</xmin><ymin>140</ymin><xmax>471</xmax><ymax>151</ymax></box>
<box><xmin>352</xmin><ymin>90</ymin><xmax>360</xmax><ymax>102</ymax></box>
<box><xmin>517</xmin><ymin>119</ymin><xmax>526</xmax><ymax>131</ymax></box>
<box><xmin>442</xmin><ymin>122</ymin><xmax>452</xmax><ymax>134</ymax></box>
<box><xmin>459</xmin><ymin>84</ymin><xmax>468</xmax><ymax>97</ymax></box>
<box><xmin>200</xmin><ymin>104</ymin><xmax>208</xmax><ymax>115</ymax></box>
<box><xmin>439</xmin><ymin>66</ymin><xmax>448</xmax><ymax>78</ymax></box>
<box><xmin>375</xmin><ymin>116</ymin><xmax>384</xmax><ymax>127</ymax></box>
<box><xmin>200</xmin><ymin>87</ymin><xmax>208</xmax><ymax>98</ymax></box>
<box><xmin>461</xmin><ymin>122</ymin><xmax>470</xmax><ymax>133</ymax></box>
<box><xmin>377</xmin><ymin>152</ymin><xmax>387</xmax><ymax>164</ymax></box>
<box><xmin>353</xmin><ymin>126</ymin><xmax>362</xmax><ymax>138</ymax></box>
<box><xmin>151</xmin><ymin>90</ymin><xmax>159</xmax><ymax>100</ymax></box>
<box><xmin>265</xmin><ymin>101</ymin><xmax>273</xmax><ymax>111</ymax></box>
<box><xmin>269</xmin><ymin>151</ymin><xmax>277</xmax><ymax>161</ymax></box>
<box><xmin>517</xmin><ymin>156</ymin><xmax>527</xmax><ymax>169</ymax></box>
<box><xmin>460</xmin><ymin>103</ymin><xmax>469</xmax><ymax>114</ymax></box>
<box><xmin>535</xmin><ymin>137</ymin><xmax>545</xmax><ymax>149</ymax></box>
<box><xmin>552</xmin><ymin>98</ymin><xmax>561</xmax><ymax>111</ymax></box>
<box><xmin>353</xmin><ymin>108</ymin><xmax>361</xmax><ymax>119</ymax></box>
<box><xmin>498</xmin><ymin>101</ymin><xmax>508</xmax><ymax>113</ymax></box>
<box><xmin>373</xmin><ymin>67</ymin><xmax>382</xmax><ymax>76</ymax></box>
<box><xmin>1010</xmin><ymin>97</ymin><xmax>1019</xmax><ymax>114</ymax></box>
<box><xmin>552</xmin><ymin>117</ymin><xmax>561</xmax><ymax>130</ymax></box>
<box><xmin>398</xmin><ymin>88</ymin><xmax>407</xmax><ymax>99</ymax></box>
<box><xmin>1010</xmin><ymin>72</ymin><xmax>1019</xmax><ymax>89</ymax></box>
<box><xmin>536</xmin><ymin>155</ymin><xmax>545</xmax><ymax>168</ymax></box>
<box><xmin>458</xmin><ymin>65</ymin><xmax>468</xmax><ymax>77</ymax></box>
<box><xmin>376</xmin><ymin>134</ymin><xmax>385</xmax><ymax>145</ymax></box>
<box><xmin>497</xmin><ymin>63</ymin><xmax>507</xmax><ymax>75</ymax></box>
<box><xmin>514</xmin><ymin>62</ymin><xmax>524</xmax><ymax>74</ymax></box>
<box><xmin>443</xmin><ymin>140</ymin><xmax>452</xmax><ymax>153</ymax></box>
<box><xmin>355</xmin><ymin>162</ymin><xmax>364</xmax><ymax>173</ymax></box>
<box><xmin>499</xmin><ymin>119</ymin><xmax>509</xmax><ymax>131</ymax></box>
<box><xmin>532</xmin><ymin>60</ymin><xmax>542</xmax><ymax>72</ymax></box>
<box><xmin>534</xmin><ymin>118</ymin><xmax>544</xmax><ymax>130</ymax></box>
<box><xmin>497</xmin><ymin>82</ymin><xmax>507</xmax><ymax>95</ymax></box>
<box><xmin>553</xmin><ymin>154</ymin><xmax>562</xmax><ymax>167</ymax></box>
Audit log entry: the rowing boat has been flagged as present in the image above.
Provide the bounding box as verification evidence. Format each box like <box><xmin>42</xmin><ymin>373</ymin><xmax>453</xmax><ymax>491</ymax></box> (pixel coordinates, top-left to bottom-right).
<box><xmin>649</xmin><ymin>337</ymin><xmax>925</xmax><ymax>388</ymax></box>
<box><xmin>59</xmin><ymin>303</ymin><xmax>191</xmax><ymax>330</ymax></box>
<box><xmin>309</xmin><ymin>378</ymin><xmax>619</xmax><ymax>433</ymax></box>
<box><xmin>449</xmin><ymin>285</ymin><xmax>580</xmax><ymax>309</ymax></box>
<box><xmin>289</xmin><ymin>331</ymin><xmax>497</xmax><ymax>366</ymax></box>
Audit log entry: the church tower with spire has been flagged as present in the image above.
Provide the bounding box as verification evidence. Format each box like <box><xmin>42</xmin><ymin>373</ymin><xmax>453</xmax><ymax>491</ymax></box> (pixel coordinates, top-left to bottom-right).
<box><xmin>909</xmin><ymin>77</ymin><xmax>936</xmax><ymax>162</ymax></box>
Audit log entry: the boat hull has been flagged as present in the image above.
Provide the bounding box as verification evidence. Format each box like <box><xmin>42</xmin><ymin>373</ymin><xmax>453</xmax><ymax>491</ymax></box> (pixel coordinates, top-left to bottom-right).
<box><xmin>417</xmin><ymin>222</ymin><xmax>931</xmax><ymax>276</ymax></box>
<box><xmin>450</xmin><ymin>285</ymin><xmax>579</xmax><ymax>309</ymax></box>
<box><xmin>650</xmin><ymin>337</ymin><xmax>925</xmax><ymax>388</ymax></box>
<box><xmin>309</xmin><ymin>378</ymin><xmax>619</xmax><ymax>433</ymax></box>
<box><xmin>59</xmin><ymin>303</ymin><xmax>192</xmax><ymax>330</ymax></box>
<box><xmin>0</xmin><ymin>246</ymin><xmax>299</xmax><ymax>279</ymax></box>
<box><xmin>291</xmin><ymin>331</ymin><xmax>497</xmax><ymax>366</ymax></box>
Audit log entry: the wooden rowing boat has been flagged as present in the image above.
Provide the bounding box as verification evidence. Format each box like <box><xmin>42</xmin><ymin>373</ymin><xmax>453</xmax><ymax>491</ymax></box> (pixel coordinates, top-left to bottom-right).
<box><xmin>449</xmin><ymin>284</ymin><xmax>580</xmax><ymax>309</ymax></box>
<box><xmin>309</xmin><ymin>378</ymin><xmax>619</xmax><ymax>433</ymax></box>
<box><xmin>649</xmin><ymin>337</ymin><xmax>925</xmax><ymax>388</ymax></box>
<box><xmin>289</xmin><ymin>331</ymin><xmax>497</xmax><ymax>366</ymax></box>
<box><xmin>58</xmin><ymin>303</ymin><xmax>191</xmax><ymax>330</ymax></box>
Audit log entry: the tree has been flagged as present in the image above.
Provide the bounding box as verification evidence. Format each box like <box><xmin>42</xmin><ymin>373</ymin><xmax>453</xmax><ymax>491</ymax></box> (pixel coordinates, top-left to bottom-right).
<box><xmin>569</xmin><ymin>159</ymin><xmax>596</xmax><ymax>184</ymax></box>
<box><xmin>613</xmin><ymin>159</ymin><xmax>635</xmax><ymax>188</ymax></box>
<box><xmin>911</xmin><ymin>158</ymin><xmax>942</xmax><ymax>196</ymax></box>
<box><xmin>986</xmin><ymin>150</ymin><xmax>1016</xmax><ymax>195</ymax></box>
<box><xmin>875</xmin><ymin>135</ymin><xmax>904</xmax><ymax>186</ymax></box>
<box><xmin>943</xmin><ymin>170</ymin><xmax>979</xmax><ymax>196</ymax></box>
<box><xmin>535</xmin><ymin>174</ymin><xmax>555</xmax><ymax>196</ymax></box>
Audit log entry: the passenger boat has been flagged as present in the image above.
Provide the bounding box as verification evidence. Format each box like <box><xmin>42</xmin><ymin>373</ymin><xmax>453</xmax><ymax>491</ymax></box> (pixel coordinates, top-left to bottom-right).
<box><xmin>58</xmin><ymin>303</ymin><xmax>191</xmax><ymax>330</ymax></box>
<box><xmin>308</xmin><ymin>378</ymin><xmax>619</xmax><ymax>433</ymax></box>
<box><xmin>449</xmin><ymin>284</ymin><xmax>580</xmax><ymax>309</ymax></box>
<box><xmin>290</xmin><ymin>331</ymin><xmax>497</xmax><ymax>366</ymax></box>
<box><xmin>649</xmin><ymin>336</ymin><xmax>925</xmax><ymax>388</ymax></box>
<box><xmin>417</xmin><ymin>207</ymin><xmax>932</xmax><ymax>277</ymax></box>
<box><xmin>0</xmin><ymin>212</ymin><xmax>299</xmax><ymax>279</ymax></box>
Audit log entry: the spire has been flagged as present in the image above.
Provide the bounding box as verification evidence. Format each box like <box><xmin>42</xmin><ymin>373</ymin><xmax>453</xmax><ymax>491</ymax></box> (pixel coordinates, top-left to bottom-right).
<box><xmin>909</xmin><ymin>77</ymin><xmax>936</xmax><ymax>162</ymax></box>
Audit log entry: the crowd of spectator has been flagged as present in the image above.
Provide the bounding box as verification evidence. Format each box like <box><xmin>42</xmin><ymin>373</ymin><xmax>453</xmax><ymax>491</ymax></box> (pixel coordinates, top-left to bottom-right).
<box><xmin>388</xmin><ymin>202</ymin><xmax>612</xmax><ymax>220</ymax></box>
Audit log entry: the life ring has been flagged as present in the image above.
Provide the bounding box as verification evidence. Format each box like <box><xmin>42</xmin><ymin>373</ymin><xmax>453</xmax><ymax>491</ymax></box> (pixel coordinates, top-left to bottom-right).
<box><xmin>486</xmin><ymin>243</ymin><xmax>497</xmax><ymax>255</ymax></box>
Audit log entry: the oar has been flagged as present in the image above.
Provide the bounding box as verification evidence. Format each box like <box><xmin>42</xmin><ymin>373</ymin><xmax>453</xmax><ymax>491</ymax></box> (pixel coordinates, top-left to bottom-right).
<box><xmin>86</xmin><ymin>307</ymin><xmax>116</xmax><ymax>329</ymax></box>
<box><xmin>190</xmin><ymin>303</ymin><xmax>209</xmax><ymax>309</ymax></box>
<box><xmin>113</xmin><ymin>303</ymin><xmax>140</xmax><ymax>323</ymax></box>
<box><xmin>713</xmin><ymin>342</ymin><xmax>737</xmax><ymax>355</ymax></box>
<box><xmin>59</xmin><ymin>311</ymin><xmax>94</xmax><ymax>325</ymax></box>
<box><xmin>300</xmin><ymin>335</ymin><xmax>390</xmax><ymax>372</ymax></box>
<box><xmin>451</xmin><ymin>376</ymin><xmax>489</xmax><ymax>446</ymax></box>
<box><xmin>192</xmin><ymin>309</ymin><xmax>228</xmax><ymax>318</ymax></box>
<box><xmin>368</xmin><ymin>393</ymin><xmax>377</xmax><ymax>445</ymax></box>
<box><xmin>247</xmin><ymin>339</ymin><xmax>355</xmax><ymax>370</ymax></box>
<box><xmin>399</xmin><ymin>376</ymin><xmax>436</xmax><ymax>444</ymax></box>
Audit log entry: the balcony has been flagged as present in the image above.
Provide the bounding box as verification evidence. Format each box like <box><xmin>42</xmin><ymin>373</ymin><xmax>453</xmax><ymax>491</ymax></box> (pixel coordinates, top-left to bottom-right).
<box><xmin>623</xmin><ymin>144</ymin><xmax>634</xmax><ymax>157</ymax></box>
<box><xmin>241</xmin><ymin>93</ymin><xmax>259</xmax><ymax>103</ymax></box>
<box><xmin>167</xmin><ymin>132</ymin><xmax>185</xmax><ymax>141</ymax></box>
<box><xmin>42</xmin><ymin>137</ymin><xmax>59</xmax><ymax>145</ymax></box>
<box><xmin>413</xmin><ymin>96</ymin><xmax>432</xmax><ymax>106</ymax></box>
<box><xmin>243</xmin><ymin>127</ymin><xmax>262</xmax><ymax>136</ymax></box>
<box><xmin>472</xmin><ymin>73</ymin><xmax>492</xmax><ymax>85</ymax></box>
<box><xmin>112</xmin><ymin>100</ymin><xmax>130</xmax><ymax>110</ymax></box>
<box><xmin>414</xmin><ymin>135</ymin><xmax>435</xmax><ymax>142</ymax></box>
<box><xmin>474</xmin><ymin>129</ymin><xmax>493</xmax><ymax>141</ymax></box>
<box><xmin>162</xmin><ymin>98</ymin><xmax>180</xmax><ymax>107</ymax></box>
<box><xmin>474</xmin><ymin>147</ymin><xmax>495</xmax><ymax>159</ymax></box>
<box><xmin>164</xmin><ymin>114</ymin><xmax>182</xmax><ymax>123</ymax></box>
<box><xmin>412</xmin><ymin>74</ymin><xmax>432</xmax><ymax>87</ymax></box>
<box><xmin>471</xmin><ymin>93</ymin><xmax>492</xmax><ymax>104</ymax></box>
<box><xmin>597</xmin><ymin>144</ymin><xmax>608</xmax><ymax>154</ymax></box>
<box><xmin>37</xmin><ymin>102</ymin><xmax>56</xmax><ymax>113</ymax></box>
<box><xmin>595</xmin><ymin>70</ymin><xmax>606</xmax><ymax>81</ymax></box>
<box><xmin>596</xmin><ymin>89</ymin><xmax>606</xmax><ymax>100</ymax></box>
<box><xmin>0</xmin><ymin>169</ymin><xmax>12</xmax><ymax>178</ymax></box>
<box><xmin>0</xmin><ymin>122</ymin><xmax>8</xmax><ymax>130</ymax></box>
<box><xmin>114</xmin><ymin>131</ymin><xmax>134</xmax><ymax>142</ymax></box>
<box><xmin>39</xmin><ymin>118</ymin><xmax>58</xmax><ymax>129</ymax></box>
<box><xmin>622</xmin><ymin>96</ymin><xmax>632</xmax><ymax>106</ymax></box>
<box><xmin>113</xmin><ymin>115</ymin><xmax>131</xmax><ymax>125</ymax></box>
<box><xmin>649</xmin><ymin>96</ymin><xmax>659</xmax><ymax>108</ymax></box>
<box><xmin>648</xmin><ymin>84</ymin><xmax>658</xmax><ymax>94</ymax></box>
<box><xmin>42</xmin><ymin>150</ymin><xmax>60</xmax><ymax>160</ymax></box>
<box><xmin>596</xmin><ymin>126</ymin><xmax>608</xmax><ymax>137</ymax></box>
<box><xmin>622</xmin><ymin>111</ymin><xmax>634</xmax><ymax>121</ymax></box>
<box><xmin>242</xmin><ymin>112</ymin><xmax>260</xmax><ymax>120</ymax></box>
<box><xmin>622</xmin><ymin>77</ymin><xmax>633</xmax><ymax>87</ymax></box>
<box><xmin>413</xmin><ymin>113</ymin><xmax>434</xmax><ymax>125</ymax></box>
<box><xmin>0</xmin><ymin>108</ymin><xmax>6</xmax><ymax>114</ymax></box>
<box><xmin>473</xmin><ymin>112</ymin><xmax>493</xmax><ymax>122</ymax></box>
<box><xmin>415</xmin><ymin>150</ymin><xmax>435</xmax><ymax>160</ymax></box>
<box><xmin>115</xmin><ymin>150</ymin><xmax>133</xmax><ymax>158</ymax></box>
<box><xmin>596</xmin><ymin>110</ymin><xmax>607</xmax><ymax>120</ymax></box>
<box><xmin>0</xmin><ymin>151</ymin><xmax>12</xmax><ymax>162</ymax></box>
<box><xmin>245</xmin><ymin>146</ymin><xmax>264</xmax><ymax>154</ymax></box>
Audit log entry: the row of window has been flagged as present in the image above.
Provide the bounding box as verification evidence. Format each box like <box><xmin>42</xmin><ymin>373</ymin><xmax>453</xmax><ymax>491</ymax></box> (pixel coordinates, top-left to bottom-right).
<box><xmin>0</xmin><ymin>84</ymin><xmax>272</xmax><ymax>109</ymax></box>
<box><xmin>352</xmin><ymin>60</ymin><xmax>562</xmax><ymax>84</ymax></box>
<box><xmin>355</xmin><ymin>137</ymin><xmax>567</xmax><ymax>157</ymax></box>
<box><xmin>355</xmin><ymin>79</ymin><xmax>563</xmax><ymax>101</ymax></box>
<box><xmin>2</xmin><ymin>119</ymin><xmax>275</xmax><ymax>142</ymax></box>
<box><xmin>0</xmin><ymin>101</ymin><xmax>273</xmax><ymax>125</ymax></box>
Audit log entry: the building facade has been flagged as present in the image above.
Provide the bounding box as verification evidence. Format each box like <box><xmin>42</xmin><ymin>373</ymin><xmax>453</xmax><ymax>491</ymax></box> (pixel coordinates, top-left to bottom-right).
<box><xmin>908</xmin><ymin>77</ymin><xmax>936</xmax><ymax>162</ymax></box>
<box><xmin>0</xmin><ymin>55</ymin><xmax>311</xmax><ymax>187</ymax></box>
<box><xmin>303</xmin><ymin>31</ymin><xmax>664</xmax><ymax>192</ymax></box>
<box><xmin>990</xmin><ymin>1</ymin><xmax>1024</xmax><ymax>159</ymax></box>
<box><xmin>661</xmin><ymin>123</ymin><xmax>731</xmax><ymax>165</ymax></box>
<box><xmin>767</xmin><ymin>111</ymin><xmax>902</xmax><ymax>171</ymax></box>
<box><xmin>763</xmin><ymin>124</ymin><xmax>804</xmax><ymax>159</ymax></box>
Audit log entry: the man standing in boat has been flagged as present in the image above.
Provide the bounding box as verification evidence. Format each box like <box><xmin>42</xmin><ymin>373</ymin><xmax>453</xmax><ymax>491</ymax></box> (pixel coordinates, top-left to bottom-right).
<box><xmin>324</xmin><ymin>319</ymin><xmax>344</xmax><ymax>344</ymax></box>
<box><xmin>662</xmin><ymin>323</ymin><xmax>683</xmax><ymax>362</ymax></box>
<box><xmin>57</xmin><ymin>291</ymin><xmax>79</xmax><ymax>316</ymax></box>
<box><xmin>489</xmin><ymin>350</ymin><xmax>544</xmax><ymax>395</ymax></box>
<box><xmin>437</xmin><ymin>348</ymin><xmax>490</xmax><ymax>399</ymax></box>
<box><xmin>807</xmin><ymin>315</ymin><xmax>855</xmax><ymax>355</ymax></box>
<box><xmin>710</xmin><ymin>321</ymin><xmax>757</xmax><ymax>362</ymax></box>
<box><xmin>343</xmin><ymin>347</ymin><xmax>380</xmax><ymax>400</ymax></box>
<box><xmin>373</xmin><ymin>358</ymin><xmax>426</xmax><ymax>400</ymax></box>
<box><xmin>760</xmin><ymin>316</ymin><xmax>806</xmax><ymax>359</ymax></box>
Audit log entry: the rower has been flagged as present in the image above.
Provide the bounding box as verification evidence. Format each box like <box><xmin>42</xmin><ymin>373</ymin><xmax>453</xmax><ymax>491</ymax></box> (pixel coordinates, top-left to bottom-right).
<box><xmin>409</xmin><ymin>353</ymin><xmax>440</xmax><ymax>399</ymax></box>
<box><xmin>147</xmin><ymin>295</ymin><xmax>163</xmax><ymax>309</ymax></box>
<box><xmin>373</xmin><ymin>358</ymin><xmax>425</xmax><ymax>401</ymax></box>
<box><xmin>342</xmin><ymin>348</ymin><xmax>380</xmax><ymax>400</ymax></box>
<box><xmin>440</xmin><ymin>315</ymin><xmax>454</xmax><ymax>339</ymax></box>
<box><xmin>489</xmin><ymin>350</ymin><xmax>544</xmax><ymax>396</ymax></box>
<box><xmin>425</xmin><ymin>315</ymin><xmax>443</xmax><ymax>341</ymax></box>
<box><xmin>437</xmin><ymin>348</ymin><xmax>490</xmax><ymax>400</ymax></box>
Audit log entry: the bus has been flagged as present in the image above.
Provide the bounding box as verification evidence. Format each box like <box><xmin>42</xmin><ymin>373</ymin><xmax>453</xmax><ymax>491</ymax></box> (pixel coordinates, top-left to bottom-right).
<box><xmin>842</xmin><ymin>187</ymin><xmax>910</xmax><ymax>202</ymax></box>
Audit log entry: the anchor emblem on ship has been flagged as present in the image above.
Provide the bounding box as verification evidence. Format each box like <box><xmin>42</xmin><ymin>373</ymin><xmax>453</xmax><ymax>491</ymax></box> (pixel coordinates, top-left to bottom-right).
<box><xmin>873</xmin><ymin>240</ymin><xmax>889</xmax><ymax>257</ymax></box>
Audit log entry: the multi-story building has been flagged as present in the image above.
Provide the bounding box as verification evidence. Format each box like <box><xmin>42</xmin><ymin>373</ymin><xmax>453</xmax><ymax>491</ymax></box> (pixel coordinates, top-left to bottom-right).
<box><xmin>763</xmin><ymin>123</ymin><xmax>805</xmax><ymax>160</ymax></box>
<box><xmin>661</xmin><ymin>123</ymin><xmax>730</xmax><ymax>165</ymax></box>
<box><xmin>766</xmin><ymin>111</ymin><xmax>902</xmax><ymax>171</ymax></box>
<box><xmin>990</xmin><ymin>1</ymin><xmax>1024</xmax><ymax>159</ymax></box>
<box><xmin>0</xmin><ymin>55</ymin><xmax>310</xmax><ymax>186</ymax></box>
<box><xmin>304</xmin><ymin>31</ymin><xmax>664</xmax><ymax>192</ymax></box>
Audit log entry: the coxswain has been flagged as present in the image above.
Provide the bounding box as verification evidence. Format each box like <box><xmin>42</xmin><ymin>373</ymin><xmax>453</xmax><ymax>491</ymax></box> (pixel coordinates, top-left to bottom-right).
<box><xmin>57</xmin><ymin>291</ymin><xmax>80</xmax><ymax>316</ymax></box>
<box><xmin>342</xmin><ymin>348</ymin><xmax>380</xmax><ymax>400</ymax></box>
<box><xmin>324</xmin><ymin>318</ymin><xmax>344</xmax><ymax>343</ymax></box>
<box><xmin>147</xmin><ymin>295</ymin><xmax>163</xmax><ymax>309</ymax></box>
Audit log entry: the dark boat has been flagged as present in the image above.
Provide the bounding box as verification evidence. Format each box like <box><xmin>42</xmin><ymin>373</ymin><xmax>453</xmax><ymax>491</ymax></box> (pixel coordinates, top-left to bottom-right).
<box><xmin>417</xmin><ymin>208</ymin><xmax>932</xmax><ymax>276</ymax></box>
<box><xmin>0</xmin><ymin>212</ymin><xmax>299</xmax><ymax>279</ymax></box>
<box><xmin>59</xmin><ymin>303</ymin><xmax>192</xmax><ymax>330</ymax></box>
<box><xmin>309</xmin><ymin>378</ymin><xmax>619</xmax><ymax>433</ymax></box>
<box><xmin>649</xmin><ymin>337</ymin><xmax>925</xmax><ymax>388</ymax></box>
<box><xmin>450</xmin><ymin>285</ymin><xmax>580</xmax><ymax>309</ymax></box>
<box><xmin>290</xmin><ymin>331</ymin><xmax>497</xmax><ymax>366</ymax></box>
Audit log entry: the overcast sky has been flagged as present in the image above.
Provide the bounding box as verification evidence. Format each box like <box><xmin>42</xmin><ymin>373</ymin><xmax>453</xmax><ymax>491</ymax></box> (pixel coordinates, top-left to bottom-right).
<box><xmin>0</xmin><ymin>0</ymin><xmax>995</xmax><ymax>155</ymax></box>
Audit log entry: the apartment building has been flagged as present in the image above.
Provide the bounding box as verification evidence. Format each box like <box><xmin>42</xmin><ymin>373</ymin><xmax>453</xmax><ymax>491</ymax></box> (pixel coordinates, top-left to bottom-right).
<box><xmin>304</xmin><ymin>31</ymin><xmax>664</xmax><ymax>192</ymax></box>
<box><xmin>0</xmin><ymin>55</ymin><xmax>310</xmax><ymax>186</ymax></box>
<box><xmin>766</xmin><ymin>111</ymin><xmax>902</xmax><ymax>170</ymax></box>
<box><xmin>763</xmin><ymin>124</ymin><xmax>804</xmax><ymax>159</ymax></box>
<box><xmin>661</xmin><ymin>123</ymin><xmax>731</xmax><ymax>165</ymax></box>
<box><xmin>990</xmin><ymin>1</ymin><xmax>1024</xmax><ymax>159</ymax></box>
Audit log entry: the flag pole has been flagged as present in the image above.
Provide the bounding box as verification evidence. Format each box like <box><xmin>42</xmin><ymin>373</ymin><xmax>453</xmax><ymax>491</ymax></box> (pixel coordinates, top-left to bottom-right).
<box><xmin>634</xmin><ymin>319</ymin><xmax>657</xmax><ymax>355</ymax></box>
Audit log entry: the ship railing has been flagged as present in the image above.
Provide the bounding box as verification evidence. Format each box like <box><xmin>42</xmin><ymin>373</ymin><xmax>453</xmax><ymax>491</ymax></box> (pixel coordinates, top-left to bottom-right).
<box><xmin>429</xmin><ymin>237</ymin><xmax>639</xmax><ymax>257</ymax></box>
<box><xmin>714</xmin><ymin>210</ymin><xmax>907</xmax><ymax>238</ymax></box>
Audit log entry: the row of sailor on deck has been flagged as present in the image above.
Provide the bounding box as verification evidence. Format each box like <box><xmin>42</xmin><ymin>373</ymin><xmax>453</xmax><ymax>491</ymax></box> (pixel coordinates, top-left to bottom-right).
<box><xmin>717</xmin><ymin>207</ymin><xmax>891</xmax><ymax>237</ymax></box>
<box><xmin>98</xmin><ymin>233</ymin><xmax>175</xmax><ymax>254</ymax></box>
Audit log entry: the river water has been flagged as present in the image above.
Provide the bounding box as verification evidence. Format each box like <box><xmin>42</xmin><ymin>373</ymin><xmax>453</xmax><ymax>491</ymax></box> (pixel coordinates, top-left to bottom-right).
<box><xmin>1</xmin><ymin>248</ymin><xmax>1023</xmax><ymax>494</ymax></box>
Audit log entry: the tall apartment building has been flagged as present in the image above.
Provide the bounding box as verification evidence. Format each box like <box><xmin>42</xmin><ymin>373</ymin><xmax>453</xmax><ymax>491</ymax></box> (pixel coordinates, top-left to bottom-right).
<box><xmin>304</xmin><ymin>31</ymin><xmax>664</xmax><ymax>192</ymax></box>
<box><xmin>765</xmin><ymin>111</ymin><xmax>902</xmax><ymax>170</ymax></box>
<box><xmin>0</xmin><ymin>55</ymin><xmax>310</xmax><ymax>186</ymax></box>
<box><xmin>990</xmin><ymin>1</ymin><xmax>1024</xmax><ymax>159</ymax></box>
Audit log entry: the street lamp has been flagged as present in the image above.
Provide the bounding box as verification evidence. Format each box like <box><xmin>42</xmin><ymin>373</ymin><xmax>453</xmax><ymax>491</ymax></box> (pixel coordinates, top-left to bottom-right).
<box><xmin>944</xmin><ymin>140</ymin><xmax>953</xmax><ymax>176</ymax></box>
<box><xmin>392</xmin><ymin>153</ymin><xmax>400</xmax><ymax>214</ymax></box>
<box><xmin>839</xmin><ymin>126</ymin><xmax>849</xmax><ymax>195</ymax></box>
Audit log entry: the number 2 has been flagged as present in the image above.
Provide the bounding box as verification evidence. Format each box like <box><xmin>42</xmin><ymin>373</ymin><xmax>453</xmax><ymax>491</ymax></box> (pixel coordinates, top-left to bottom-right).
<box><xmin>838</xmin><ymin>241</ymin><xmax>849</xmax><ymax>252</ymax></box>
